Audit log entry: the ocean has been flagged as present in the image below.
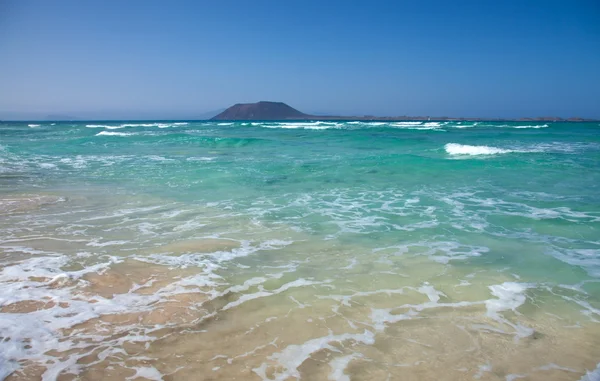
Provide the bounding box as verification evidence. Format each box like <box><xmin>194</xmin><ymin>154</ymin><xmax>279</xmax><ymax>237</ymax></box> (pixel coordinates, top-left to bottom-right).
<box><xmin>1</xmin><ymin>120</ymin><xmax>599</xmax><ymax>380</ymax></box>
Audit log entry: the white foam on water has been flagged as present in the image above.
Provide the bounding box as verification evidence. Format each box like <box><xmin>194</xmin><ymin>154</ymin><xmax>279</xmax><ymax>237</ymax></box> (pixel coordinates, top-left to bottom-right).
<box><xmin>390</xmin><ymin>121</ymin><xmax>445</xmax><ymax>130</ymax></box>
<box><xmin>445</xmin><ymin>143</ymin><xmax>513</xmax><ymax>156</ymax></box>
<box><xmin>328</xmin><ymin>354</ymin><xmax>361</xmax><ymax>381</ymax></box>
<box><xmin>137</xmin><ymin>239</ymin><xmax>293</xmax><ymax>268</ymax></box>
<box><xmin>27</xmin><ymin>124</ymin><xmax>40</xmax><ymax>127</ymax></box>
<box><xmin>505</xmin><ymin>374</ymin><xmax>527</xmax><ymax>381</ymax></box>
<box><xmin>513</xmin><ymin>124</ymin><xmax>549</xmax><ymax>129</ymax></box>
<box><xmin>538</xmin><ymin>363</ymin><xmax>579</xmax><ymax>372</ymax></box>
<box><xmin>86</xmin><ymin>122</ymin><xmax>187</xmax><ymax>129</ymax></box>
<box><xmin>545</xmin><ymin>248</ymin><xmax>600</xmax><ymax>278</ymax></box>
<box><xmin>86</xmin><ymin>239</ymin><xmax>130</xmax><ymax>247</ymax></box>
<box><xmin>59</xmin><ymin>156</ymin><xmax>88</xmax><ymax>168</ymax></box>
<box><xmin>370</xmin><ymin>308</ymin><xmax>420</xmax><ymax>331</ymax></box>
<box><xmin>367</xmin><ymin>281</ymin><xmax>535</xmax><ymax>339</ymax></box>
<box><xmin>0</xmin><ymin>248</ymin><xmax>240</xmax><ymax>378</ymax></box>
<box><xmin>222</xmin><ymin>278</ymin><xmax>327</xmax><ymax>311</ymax></box>
<box><xmin>392</xmin><ymin>121</ymin><xmax>422</xmax><ymax>126</ymax></box>
<box><xmin>0</xmin><ymin>229</ymin><xmax>298</xmax><ymax>378</ymax></box>
<box><xmin>186</xmin><ymin>157</ymin><xmax>215</xmax><ymax>162</ymax></box>
<box><xmin>85</xmin><ymin>124</ymin><xmax>118</xmax><ymax>128</ymax></box>
<box><xmin>120</xmin><ymin>123</ymin><xmax>169</xmax><ymax>128</ymax></box>
<box><xmin>253</xmin><ymin>330</ymin><xmax>375</xmax><ymax>381</ymax></box>
<box><xmin>486</xmin><ymin>283</ymin><xmax>531</xmax><ymax>316</ymax></box>
<box><xmin>0</xmin><ymin>254</ymin><xmax>136</xmax><ymax>377</ymax></box>
<box><xmin>217</xmin><ymin>122</ymin><xmax>233</xmax><ymax>126</ymax></box>
<box><xmin>580</xmin><ymin>362</ymin><xmax>600</xmax><ymax>381</ymax></box>
<box><xmin>452</xmin><ymin>122</ymin><xmax>479</xmax><ymax>128</ymax></box>
<box><xmin>126</xmin><ymin>366</ymin><xmax>164</xmax><ymax>380</ymax></box>
<box><xmin>481</xmin><ymin>123</ymin><xmax>550</xmax><ymax>129</ymax></box>
<box><xmin>527</xmin><ymin>141</ymin><xmax>598</xmax><ymax>154</ymax></box>
<box><xmin>417</xmin><ymin>283</ymin><xmax>445</xmax><ymax>303</ymax></box>
<box><xmin>258</xmin><ymin>121</ymin><xmax>344</xmax><ymax>130</ymax></box>
<box><xmin>147</xmin><ymin>155</ymin><xmax>175</xmax><ymax>162</ymax></box>
<box><xmin>95</xmin><ymin>131</ymin><xmax>134</xmax><ymax>137</ymax></box>
<box><xmin>486</xmin><ymin>282</ymin><xmax>535</xmax><ymax>338</ymax></box>
<box><xmin>475</xmin><ymin>363</ymin><xmax>492</xmax><ymax>379</ymax></box>
<box><xmin>341</xmin><ymin>258</ymin><xmax>358</xmax><ymax>270</ymax></box>
<box><xmin>375</xmin><ymin>241</ymin><xmax>488</xmax><ymax>264</ymax></box>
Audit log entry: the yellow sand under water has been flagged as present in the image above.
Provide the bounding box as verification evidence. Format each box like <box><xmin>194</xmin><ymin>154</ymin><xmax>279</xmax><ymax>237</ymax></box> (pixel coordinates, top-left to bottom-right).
<box><xmin>1</xmin><ymin>193</ymin><xmax>599</xmax><ymax>380</ymax></box>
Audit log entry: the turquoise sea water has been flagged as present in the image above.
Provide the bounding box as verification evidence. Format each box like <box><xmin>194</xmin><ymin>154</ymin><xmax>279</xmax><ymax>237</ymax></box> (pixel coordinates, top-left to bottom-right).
<box><xmin>1</xmin><ymin>120</ymin><xmax>599</xmax><ymax>380</ymax></box>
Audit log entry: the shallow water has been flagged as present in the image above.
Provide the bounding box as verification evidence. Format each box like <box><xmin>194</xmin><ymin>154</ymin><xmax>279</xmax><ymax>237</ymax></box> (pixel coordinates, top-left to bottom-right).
<box><xmin>1</xmin><ymin>120</ymin><xmax>599</xmax><ymax>380</ymax></box>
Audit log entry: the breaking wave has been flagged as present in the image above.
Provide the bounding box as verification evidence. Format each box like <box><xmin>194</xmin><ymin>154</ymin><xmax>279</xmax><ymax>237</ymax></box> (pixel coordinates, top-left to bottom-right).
<box><xmin>95</xmin><ymin>131</ymin><xmax>134</xmax><ymax>137</ymax></box>
<box><xmin>445</xmin><ymin>143</ymin><xmax>513</xmax><ymax>156</ymax></box>
<box><xmin>86</xmin><ymin>122</ymin><xmax>188</xmax><ymax>129</ymax></box>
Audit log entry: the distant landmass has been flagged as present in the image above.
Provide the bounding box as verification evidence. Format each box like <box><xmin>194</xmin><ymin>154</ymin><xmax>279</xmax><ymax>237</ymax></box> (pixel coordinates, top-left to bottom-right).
<box><xmin>211</xmin><ymin>101</ymin><xmax>596</xmax><ymax>122</ymax></box>
<box><xmin>0</xmin><ymin>103</ymin><xmax>596</xmax><ymax>122</ymax></box>
<box><xmin>211</xmin><ymin>101</ymin><xmax>309</xmax><ymax>120</ymax></box>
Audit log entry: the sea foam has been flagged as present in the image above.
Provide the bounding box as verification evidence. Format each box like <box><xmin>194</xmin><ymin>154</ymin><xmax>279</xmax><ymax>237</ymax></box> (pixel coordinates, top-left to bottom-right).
<box><xmin>95</xmin><ymin>131</ymin><xmax>133</xmax><ymax>137</ymax></box>
<box><xmin>253</xmin><ymin>330</ymin><xmax>375</xmax><ymax>381</ymax></box>
<box><xmin>445</xmin><ymin>143</ymin><xmax>512</xmax><ymax>155</ymax></box>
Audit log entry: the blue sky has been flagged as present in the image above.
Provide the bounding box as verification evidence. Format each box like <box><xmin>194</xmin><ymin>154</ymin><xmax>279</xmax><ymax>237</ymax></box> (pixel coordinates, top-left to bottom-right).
<box><xmin>1</xmin><ymin>0</ymin><xmax>599</xmax><ymax>119</ymax></box>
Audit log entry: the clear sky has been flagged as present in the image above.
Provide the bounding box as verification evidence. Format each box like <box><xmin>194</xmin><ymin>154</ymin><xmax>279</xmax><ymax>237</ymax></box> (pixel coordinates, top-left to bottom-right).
<box><xmin>1</xmin><ymin>0</ymin><xmax>599</xmax><ymax>119</ymax></box>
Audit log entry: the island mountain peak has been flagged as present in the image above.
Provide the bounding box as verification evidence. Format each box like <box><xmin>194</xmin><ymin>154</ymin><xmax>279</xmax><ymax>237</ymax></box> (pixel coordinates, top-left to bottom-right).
<box><xmin>210</xmin><ymin>101</ymin><xmax>597</xmax><ymax>122</ymax></box>
<box><xmin>211</xmin><ymin>101</ymin><xmax>308</xmax><ymax>120</ymax></box>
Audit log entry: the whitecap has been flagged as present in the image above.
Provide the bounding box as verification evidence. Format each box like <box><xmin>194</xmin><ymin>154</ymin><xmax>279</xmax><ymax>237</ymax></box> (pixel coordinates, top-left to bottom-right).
<box><xmin>95</xmin><ymin>131</ymin><xmax>133</xmax><ymax>137</ymax></box>
<box><xmin>186</xmin><ymin>157</ymin><xmax>215</xmax><ymax>162</ymax></box>
<box><xmin>260</xmin><ymin>121</ymin><xmax>343</xmax><ymax>130</ymax></box>
<box><xmin>27</xmin><ymin>124</ymin><xmax>40</xmax><ymax>128</ymax></box>
<box><xmin>513</xmin><ymin>124</ymin><xmax>549</xmax><ymax>129</ymax></box>
<box><xmin>87</xmin><ymin>122</ymin><xmax>187</xmax><ymax>129</ymax></box>
<box><xmin>452</xmin><ymin>122</ymin><xmax>479</xmax><ymax>128</ymax></box>
<box><xmin>445</xmin><ymin>143</ymin><xmax>513</xmax><ymax>156</ymax></box>
<box><xmin>390</xmin><ymin>121</ymin><xmax>444</xmax><ymax>130</ymax></box>
<box><xmin>146</xmin><ymin>155</ymin><xmax>175</xmax><ymax>162</ymax></box>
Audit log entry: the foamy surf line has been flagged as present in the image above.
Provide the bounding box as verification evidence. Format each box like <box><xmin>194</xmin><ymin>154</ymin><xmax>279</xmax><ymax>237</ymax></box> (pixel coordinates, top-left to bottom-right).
<box><xmin>513</xmin><ymin>124</ymin><xmax>549</xmax><ymax>129</ymax></box>
<box><xmin>86</xmin><ymin>122</ymin><xmax>188</xmax><ymax>129</ymax></box>
<box><xmin>444</xmin><ymin>142</ymin><xmax>587</xmax><ymax>156</ymax></box>
<box><xmin>95</xmin><ymin>131</ymin><xmax>134</xmax><ymax>137</ymax></box>
<box><xmin>251</xmin><ymin>121</ymin><xmax>448</xmax><ymax>130</ymax></box>
<box><xmin>256</xmin><ymin>121</ymin><xmax>344</xmax><ymax>130</ymax></box>
<box><xmin>445</xmin><ymin>143</ymin><xmax>514</xmax><ymax>156</ymax></box>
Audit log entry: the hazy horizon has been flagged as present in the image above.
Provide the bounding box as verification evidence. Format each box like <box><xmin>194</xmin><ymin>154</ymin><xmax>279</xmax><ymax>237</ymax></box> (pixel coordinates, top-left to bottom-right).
<box><xmin>1</xmin><ymin>0</ymin><xmax>599</xmax><ymax>120</ymax></box>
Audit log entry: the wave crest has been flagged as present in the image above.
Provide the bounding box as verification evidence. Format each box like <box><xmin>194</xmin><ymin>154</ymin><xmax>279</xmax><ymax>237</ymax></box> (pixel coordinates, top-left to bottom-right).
<box><xmin>95</xmin><ymin>131</ymin><xmax>133</xmax><ymax>137</ymax></box>
<box><xmin>445</xmin><ymin>143</ymin><xmax>512</xmax><ymax>156</ymax></box>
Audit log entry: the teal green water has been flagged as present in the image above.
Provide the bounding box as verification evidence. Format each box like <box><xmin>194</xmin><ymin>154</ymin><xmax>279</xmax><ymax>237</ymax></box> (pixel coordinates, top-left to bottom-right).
<box><xmin>1</xmin><ymin>120</ymin><xmax>599</xmax><ymax>380</ymax></box>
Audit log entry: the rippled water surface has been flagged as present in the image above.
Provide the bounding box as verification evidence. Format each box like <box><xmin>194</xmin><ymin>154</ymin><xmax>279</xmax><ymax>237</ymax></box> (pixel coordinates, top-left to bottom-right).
<box><xmin>1</xmin><ymin>120</ymin><xmax>599</xmax><ymax>380</ymax></box>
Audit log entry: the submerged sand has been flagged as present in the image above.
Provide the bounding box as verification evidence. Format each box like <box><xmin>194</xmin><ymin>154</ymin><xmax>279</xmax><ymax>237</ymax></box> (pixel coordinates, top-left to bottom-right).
<box><xmin>1</xmin><ymin>193</ymin><xmax>599</xmax><ymax>380</ymax></box>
